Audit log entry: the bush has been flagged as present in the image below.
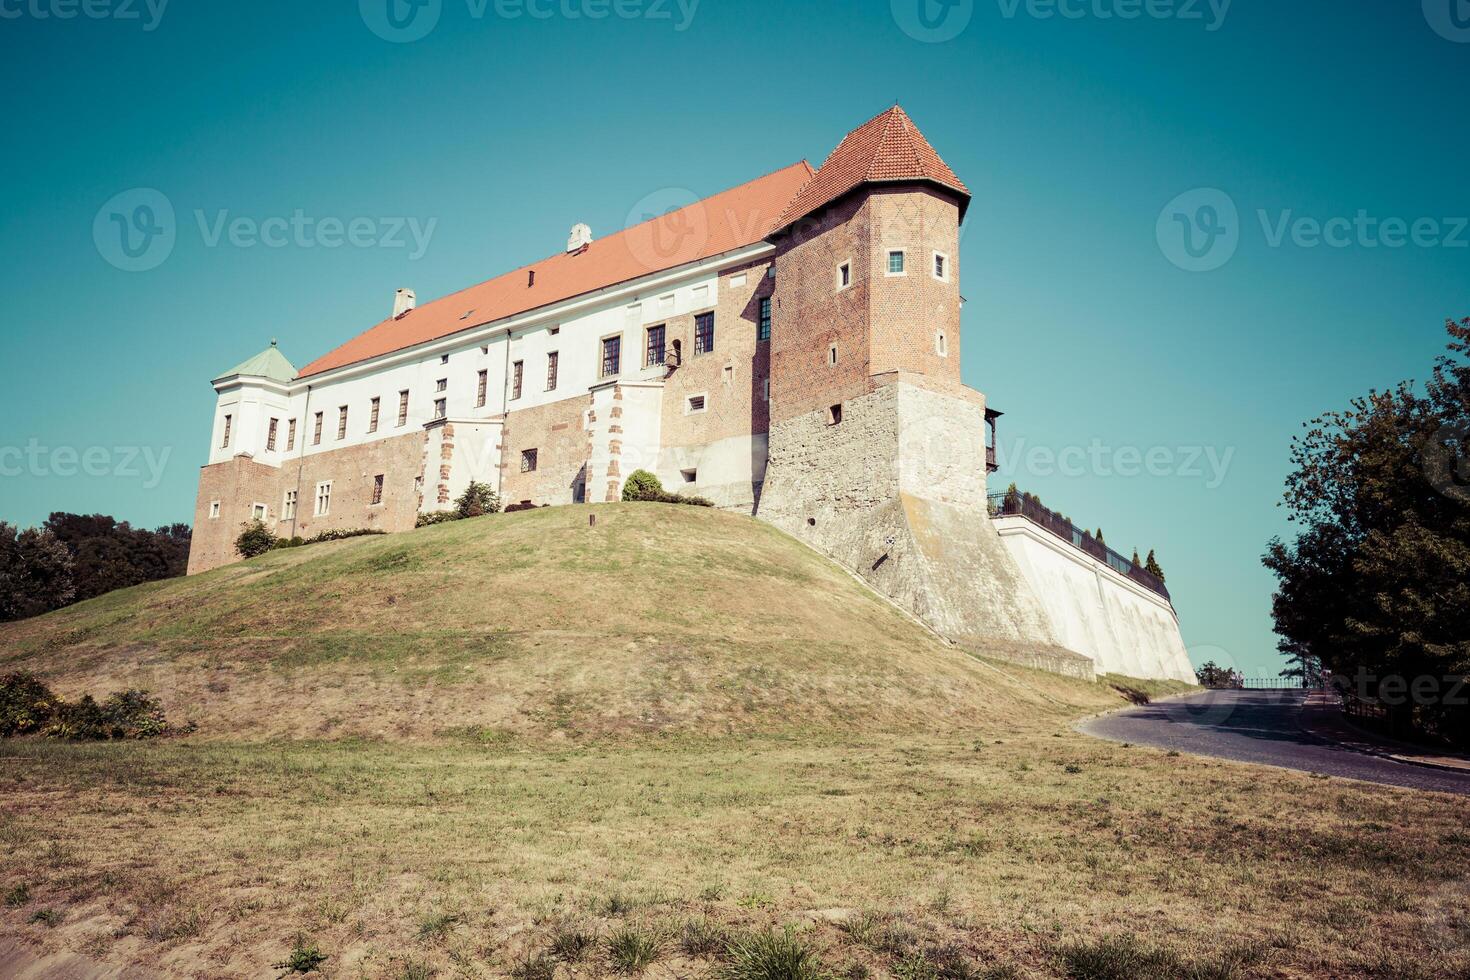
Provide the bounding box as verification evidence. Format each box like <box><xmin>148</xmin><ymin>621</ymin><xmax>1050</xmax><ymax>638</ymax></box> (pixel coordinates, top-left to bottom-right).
<box><xmin>1</xmin><ymin>674</ymin><xmax>174</xmax><ymax>741</ymax></box>
<box><xmin>306</xmin><ymin>528</ymin><xmax>386</xmax><ymax>545</ymax></box>
<box><xmin>415</xmin><ymin>511</ymin><xmax>461</xmax><ymax>528</ymax></box>
<box><xmin>274</xmin><ymin>935</ymin><xmax>329</xmax><ymax>974</ymax></box>
<box><xmin>0</xmin><ymin>524</ymin><xmax>76</xmax><ymax>623</ymax></box>
<box><xmin>0</xmin><ymin>672</ymin><xmax>60</xmax><ymax>737</ymax></box>
<box><xmin>456</xmin><ymin>481</ymin><xmax>501</xmax><ymax>518</ymax></box>
<box><xmin>621</xmin><ymin>470</ymin><xmax>716</xmax><ymax>508</ymax></box>
<box><xmin>235</xmin><ymin>519</ymin><xmax>276</xmax><ymax>559</ymax></box>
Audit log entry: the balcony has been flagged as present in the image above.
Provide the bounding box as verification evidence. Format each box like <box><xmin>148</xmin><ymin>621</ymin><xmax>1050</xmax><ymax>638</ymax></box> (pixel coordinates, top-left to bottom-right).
<box><xmin>987</xmin><ymin>490</ymin><xmax>1171</xmax><ymax>601</ymax></box>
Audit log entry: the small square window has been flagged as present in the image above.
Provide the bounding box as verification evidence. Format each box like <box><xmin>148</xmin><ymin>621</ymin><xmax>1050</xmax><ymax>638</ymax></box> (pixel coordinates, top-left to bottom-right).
<box><xmin>521</xmin><ymin>448</ymin><xmax>538</xmax><ymax>473</ymax></box>
<box><xmin>251</xmin><ymin>503</ymin><xmax>267</xmax><ymax>521</ymax></box>
<box><xmin>208</xmin><ymin>501</ymin><xmax>220</xmax><ymax>520</ymax></box>
<box><xmin>887</xmin><ymin>250</ymin><xmax>906</xmax><ymax>275</ymax></box>
<box><xmin>828</xmin><ymin>404</ymin><xmax>843</xmax><ymax>426</ymax></box>
<box><xmin>441</xmin><ymin>354</ymin><xmax>450</xmax><ymax>365</ymax></box>
<box><xmin>681</xmin><ymin>468</ymin><xmax>697</xmax><ymax>484</ymax></box>
<box><xmin>766</xmin><ymin>265</ymin><xmax>776</xmax><ymax>280</ymax></box>
<box><xmin>436</xmin><ymin>378</ymin><xmax>447</xmax><ymax>393</ymax></box>
<box><xmin>687</xmin><ymin>394</ymin><xmax>707</xmax><ymax>414</ymax></box>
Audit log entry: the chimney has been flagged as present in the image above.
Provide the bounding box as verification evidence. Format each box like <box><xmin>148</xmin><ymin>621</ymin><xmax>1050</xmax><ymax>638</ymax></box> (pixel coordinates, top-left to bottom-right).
<box><xmin>566</xmin><ymin>222</ymin><xmax>593</xmax><ymax>253</ymax></box>
<box><xmin>394</xmin><ymin>288</ymin><xmax>416</xmax><ymax>318</ymax></box>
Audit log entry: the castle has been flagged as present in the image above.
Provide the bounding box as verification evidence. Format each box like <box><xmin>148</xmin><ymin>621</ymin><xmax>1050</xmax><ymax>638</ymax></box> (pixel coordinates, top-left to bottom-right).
<box><xmin>188</xmin><ymin>107</ymin><xmax>1196</xmax><ymax>684</ymax></box>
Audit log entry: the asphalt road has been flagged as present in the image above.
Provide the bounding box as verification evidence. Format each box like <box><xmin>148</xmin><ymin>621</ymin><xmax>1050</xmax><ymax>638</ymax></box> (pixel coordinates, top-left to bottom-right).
<box><xmin>1078</xmin><ymin>689</ymin><xmax>1470</xmax><ymax>796</ymax></box>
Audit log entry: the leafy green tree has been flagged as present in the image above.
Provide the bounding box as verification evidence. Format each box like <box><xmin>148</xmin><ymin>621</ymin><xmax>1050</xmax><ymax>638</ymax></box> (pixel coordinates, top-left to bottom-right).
<box><xmin>234</xmin><ymin>519</ymin><xmax>276</xmax><ymax>559</ymax></box>
<box><xmin>42</xmin><ymin>513</ymin><xmax>189</xmax><ymax>602</ymax></box>
<box><xmin>1264</xmin><ymin>317</ymin><xmax>1470</xmax><ymax>742</ymax></box>
<box><xmin>455</xmin><ymin>481</ymin><xmax>500</xmax><ymax>518</ymax></box>
<box><xmin>1195</xmin><ymin>661</ymin><xmax>1243</xmax><ymax>689</ymax></box>
<box><xmin>0</xmin><ymin>524</ymin><xmax>75</xmax><ymax>623</ymax></box>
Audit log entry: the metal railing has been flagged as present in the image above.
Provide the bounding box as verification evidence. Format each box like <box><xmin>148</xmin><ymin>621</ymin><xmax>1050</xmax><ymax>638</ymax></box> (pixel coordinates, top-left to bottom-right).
<box><xmin>987</xmin><ymin>491</ymin><xmax>1171</xmax><ymax>601</ymax></box>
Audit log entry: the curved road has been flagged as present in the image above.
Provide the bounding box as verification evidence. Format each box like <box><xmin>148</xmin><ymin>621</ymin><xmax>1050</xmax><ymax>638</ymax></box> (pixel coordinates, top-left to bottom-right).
<box><xmin>1078</xmin><ymin>690</ymin><xmax>1470</xmax><ymax>795</ymax></box>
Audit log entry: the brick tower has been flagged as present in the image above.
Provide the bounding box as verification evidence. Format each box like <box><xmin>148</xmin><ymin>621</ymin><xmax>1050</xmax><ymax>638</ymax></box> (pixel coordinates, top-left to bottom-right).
<box><xmin>757</xmin><ymin>107</ymin><xmax>1081</xmax><ymax>674</ymax></box>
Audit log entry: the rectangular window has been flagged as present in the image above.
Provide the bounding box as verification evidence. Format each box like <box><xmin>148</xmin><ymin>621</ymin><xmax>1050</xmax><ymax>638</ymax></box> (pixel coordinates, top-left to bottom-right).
<box><xmin>313</xmin><ymin>412</ymin><xmax>323</xmax><ymax>446</ymax></box>
<box><xmin>694</xmin><ymin>312</ymin><xmax>715</xmax><ymax>355</ymax></box>
<box><xmin>646</xmin><ymin>325</ymin><xmax>666</xmax><ymax>367</ymax></box>
<box><xmin>337</xmin><ymin>406</ymin><xmax>348</xmax><ymax>440</ymax></box>
<box><xmin>887</xmin><ymin>250</ymin><xmax>906</xmax><ymax>275</ymax></box>
<box><xmin>521</xmin><ymin>448</ymin><xmax>538</xmax><ymax>473</ymax></box>
<box><xmin>440</xmin><ymin>354</ymin><xmax>449</xmax><ymax>365</ymax></box>
<box><xmin>934</xmin><ymin>252</ymin><xmax>949</xmax><ymax>281</ymax></box>
<box><xmin>266</xmin><ymin>418</ymin><xmax>278</xmax><ymax>452</ymax></box>
<box><xmin>511</xmin><ymin>361</ymin><xmax>524</xmax><ymax>400</ymax></box>
<box><xmin>687</xmin><ymin>394</ymin><xmax>706</xmax><ymax>413</ymax></box>
<box><xmin>601</xmin><ymin>335</ymin><xmax>621</xmax><ymax>377</ymax></box>
<box><xmin>436</xmin><ymin>378</ymin><xmax>447</xmax><ymax>393</ymax></box>
<box><xmin>251</xmin><ymin>503</ymin><xmax>267</xmax><ymax>522</ymax></box>
<box><xmin>314</xmin><ymin>481</ymin><xmax>332</xmax><ymax>516</ymax></box>
<box><xmin>286</xmin><ymin>418</ymin><xmax>297</xmax><ymax>451</ymax></box>
<box><xmin>763</xmin><ymin>377</ymin><xmax>770</xmax><ymax>402</ymax></box>
<box><xmin>369</xmin><ymin>397</ymin><xmax>381</xmax><ymax>433</ymax></box>
<box><xmin>397</xmin><ymin>390</ymin><xmax>410</xmax><ymax>426</ymax></box>
<box><xmin>477</xmin><ymin>370</ymin><xmax>488</xmax><ymax>407</ymax></box>
<box><xmin>283</xmin><ymin>489</ymin><xmax>297</xmax><ymax>520</ymax></box>
<box><xmin>434</xmin><ymin>398</ymin><xmax>447</xmax><ymax>419</ymax></box>
<box><xmin>220</xmin><ymin>414</ymin><xmax>232</xmax><ymax>448</ymax></box>
<box><xmin>208</xmin><ymin>501</ymin><xmax>220</xmax><ymax>520</ymax></box>
<box><xmin>371</xmin><ymin>474</ymin><xmax>384</xmax><ymax>506</ymax></box>
<box><xmin>838</xmin><ymin>261</ymin><xmax>851</xmax><ymax>289</ymax></box>
<box><xmin>758</xmin><ymin>298</ymin><xmax>771</xmax><ymax>342</ymax></box>
<box><xmin>546</xmin><ymin>351</ymin><xmax>559</xmax><ymax>391</ymax></box>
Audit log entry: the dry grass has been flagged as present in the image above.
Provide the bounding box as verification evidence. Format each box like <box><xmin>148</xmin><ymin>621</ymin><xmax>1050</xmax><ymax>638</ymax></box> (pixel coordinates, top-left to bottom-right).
<box><xmin>0</xmin><ymin>505</ymin><xmax>1463</xmax><ymax>977</ymax></box>
<box><xmin>0</xmin><ymin>505</ymin><xmax>1130</xmax><ymax>740</ymax></box>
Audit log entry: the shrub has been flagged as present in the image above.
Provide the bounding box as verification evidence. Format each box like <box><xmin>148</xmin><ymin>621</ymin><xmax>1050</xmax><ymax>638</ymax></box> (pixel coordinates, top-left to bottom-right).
<box><xmin>606</xmin><ymin>923</ymin><xmax>664</xmax><ymax>974</ymax></box>
<box><xmin>0</xmin><ymin>672</ymin><xmax>60</xmax><ymax>736</ymax></box>
<box><xmin>456</xmin><ymin>481</ymin><xmax>501</xmax><ymax>518</ymax></box>
<box><xmin>415</xmin><ymin>511</ymin><xmax>461</xmax><ymax>528</ymax></box>
<box><xmin>621</xmin><ymin>470</ymin><xmax>716</xmax><ymax>508</ymax></box>
<box><xmin>721</xmin><ymin>927</ymin><xmax>829</xmax><ymax>980</ymax></box>
<box><xmin>306</xmin><ymin>528</ymin><xmax>386</xmax><ymax>545</ymax></box>
<box><xmin>274</xmin><ymin>935</ymin><xmax>329</xmax><ymax>974</ymax></box>
<box><xmin>235</xmin><ymin>519</ymin><xmax>276</xmax><ymax>559</ymax></box>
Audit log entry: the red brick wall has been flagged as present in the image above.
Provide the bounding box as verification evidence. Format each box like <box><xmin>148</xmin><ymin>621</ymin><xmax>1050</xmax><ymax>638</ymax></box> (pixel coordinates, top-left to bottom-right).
<box><xmin>498</xmin><ymin>395</ymin><xmax>590</xmax><ymax>507</ymax></box>
<box><xmin>867</xmin><ymin>187</ymin><xmax>963</xmax><ymax>383</ymax></box>
<box><xmin>186</xmin><ymin>429</ymin><xmax>428</xmax><ymax>574</ymax></box>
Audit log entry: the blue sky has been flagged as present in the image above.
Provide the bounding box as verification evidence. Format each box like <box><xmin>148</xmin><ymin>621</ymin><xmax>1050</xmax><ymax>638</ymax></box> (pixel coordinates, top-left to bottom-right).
<box><xmin>0</xmin><ymin>0</ymin><xmax>1465</xmax><ymax>676</ymax></box>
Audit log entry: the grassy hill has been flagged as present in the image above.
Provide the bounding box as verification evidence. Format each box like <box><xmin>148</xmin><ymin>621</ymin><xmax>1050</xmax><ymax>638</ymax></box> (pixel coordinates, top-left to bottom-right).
<box><xmin>0</xmin><ymin>503</ymin><xmax>1135</xmax><ymax>740</ymax></box>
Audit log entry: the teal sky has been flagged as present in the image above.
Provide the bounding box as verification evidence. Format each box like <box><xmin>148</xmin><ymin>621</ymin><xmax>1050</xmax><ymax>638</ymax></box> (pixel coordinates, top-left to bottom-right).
<box><xmin>0</xmin><ymin>0</ymin><xmax>1465</xmax><ymax>677</ymax></box>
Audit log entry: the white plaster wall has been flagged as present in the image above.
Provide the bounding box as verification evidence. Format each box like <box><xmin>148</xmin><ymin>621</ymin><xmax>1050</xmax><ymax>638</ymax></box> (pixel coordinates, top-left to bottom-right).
<box><xmin>206</xmin><ymin>269</ymin><xmax>724</xmax><ymax>469</ymax></box>
<box><xmin>658</xmin><ymin>432</ymin><xmax>768</xmax><ymax>510</ymax></box>
<box><xmin>993</xmin><ymin>517</ymin><xmax>1195</xmax><ymax>683</ymax></box>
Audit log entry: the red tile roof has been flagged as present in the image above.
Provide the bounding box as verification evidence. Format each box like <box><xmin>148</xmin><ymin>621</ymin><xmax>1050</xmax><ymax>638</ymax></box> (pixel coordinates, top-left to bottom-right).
<box><xmin>774</xmin><ymin>106</ymin><xmax>970</xmax><ymax>232</ymax></box>
<box><xmin>298</xmin><ymin>160</ymin><xmax>815</xmax><ymax>379</ymax></box>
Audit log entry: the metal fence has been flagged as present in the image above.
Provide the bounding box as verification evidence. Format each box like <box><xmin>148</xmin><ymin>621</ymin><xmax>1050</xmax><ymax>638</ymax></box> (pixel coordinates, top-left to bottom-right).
<box><xmin>986</xmin><ymin>491</ymin><xmax>1170</xmax><ymax>601</ymax></box>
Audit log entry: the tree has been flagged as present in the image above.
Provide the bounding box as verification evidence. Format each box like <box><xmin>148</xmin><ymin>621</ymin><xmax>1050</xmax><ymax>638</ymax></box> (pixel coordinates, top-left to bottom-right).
<box><xmin>1196</xmin><ymin>661</ymin><xmax>1244</xmax><ymax>689</ymax></box>
<box><xmin>1144</xmin><ymin>549</ymin><xmax>1165</xmax><ymax>581</ymax></box>
<box><xmin>1264</xmin><ymin>317</ymin><xmax>1470</xmax><ymax>743</ymax></box>
<box><xmin>235</xmin><ymin>519</ymin><xmax>276</xmax><ymax>559</ymax></box>
<box><xmin>0</xmin><ymin>524</ymin><xmax>76</xmax><ymax>623</ymax></box>
<box><xmin>455</xmin><ymin>481</ymin><xmax>500</xmax><ymax>518</ymax></box>
<box><xmin>1131</xmin><ymin>549</ymin><xmax>1142</xmax><ymax>567</ymax></box>
<box><xmin>1094</xmin><ymin>528</ymin><xmax>1106</xmax><ymax>546</ymax></box>
<box><xmin>43</xmin><ymin>513</ymin><xmax>190</xmax><ymax>602</ymax></box>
